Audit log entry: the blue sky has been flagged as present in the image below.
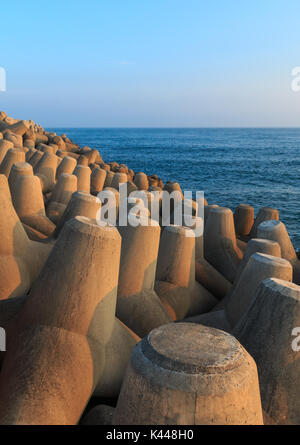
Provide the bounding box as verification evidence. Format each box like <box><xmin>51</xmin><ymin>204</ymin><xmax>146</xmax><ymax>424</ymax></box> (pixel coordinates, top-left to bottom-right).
<box><xmin>1</xmin><ymin>0</ymin><xmax>300</xmax><ymax>127</ymax></box>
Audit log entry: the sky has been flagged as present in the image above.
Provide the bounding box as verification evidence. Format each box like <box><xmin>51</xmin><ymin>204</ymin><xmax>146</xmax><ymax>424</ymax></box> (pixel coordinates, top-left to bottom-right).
<box><xmin>1</xmin><ymin>0</ymin><xmax>300</xmax><ymax>127</ymax></box>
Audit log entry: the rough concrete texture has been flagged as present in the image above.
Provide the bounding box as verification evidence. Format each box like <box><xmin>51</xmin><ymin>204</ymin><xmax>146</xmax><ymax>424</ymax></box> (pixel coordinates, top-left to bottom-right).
<box><xmin>113</xmin><ymin>323</ymin><xmax>263</xmax><ymax>425</ymax></box>
<box><xmin>54</xmin><ymin>191</ymin><xmax>100</xmax><ymax>238</ymax></box>
<box><xmin>155</xmin><ymin>225</ymin><xmax>217</xmax><ymax>320</ymax></box>
<box><xmin>34</xmin><ymin>152</ymin><xmax>58</xmax><ymax>193</ymax></box>
<box><xmin>249</xmin><ymin>206</ymin><xmax>279</xmax><ymax>239</ymax></box>
<box><xmin>226</xmin><ymin>253</ymin><xmax>292</xmax><ymax>328</ymax></box>
<box><xmin>117</xmin><ymin>221</ymin><xmax>172</xmax><ymax>337</ymax></box>
<box><xmin>234</xmin><ymin>204</ymin><xmax>254</xmax><ymax>237</ymax></box>
<box><xmin>233</xmin><ymin>238</ymin><xmax>281</xmax><ymax>290</ymax></box>
<box><xmin>134</xmin><ymin>172</ymin><xmax>149</xmax><ymax>191</ymax></box>
<box><xmin>46</xmin><ymin>174</ymin><xmax>78</xmax><ymax>224</ymax></box>
<box><xmin>0</xmin><ymin>187</ymin><xmax>51</xmax><ymax>300</ymax></box>
<box><xmin>0</xmin><ymin>217</ymin><xmax>137</xmax><ymax>424</ymax></box>
<box><xmin>0</xmin><ymin>140</ymin><xmax>14</xmax><ymax>164</ymax></box>
<box><xmin>0</xmin><ymin>148</ymin><xmax>25</xmax><ymax>178</ymax></box>
<box><xmin>8</xmin><ymin>161</ymin><xmax>33</xmax><ymax>189</ymax></box>
<box><xmin>204</xmin><ymin>207</ymin><xmax>242</xmax><ymax>283</ymax></box>
<box><xmin>56</xmin><ymin>156</ymin><xmax>76</xmax><ymax>179</ymax></box>
<box><xmin>80</xmin><ymin>405</ymin><xmax>114</xmax><ymax>425</ymax></box>
<box><xmin>234</xmin><ymin>278</ymin><xmax>300</xmax><ymax>425</ymax></box>
<box><xmin>257</xmin><ymin>220</ymin><xmax>300</xmax><ymax>285</ymax></box>
<box><xmin>74</xmin><ymin>165</ymin><xmax>91</xmax><ymax>193</ymax></box>
<box><xmin>111</xmin><ymin>172</ymin><xmax>127</xmax><ymax>190</ymax></box>
<box><xmin>91</xmin><ymin>167</ymin><xmax>106</xmax><ymax>194</ymax></box>
<box><xmin>10</xmin><ymin>173</ymin><xmax>55</xmax><ymax>236</ymax></box>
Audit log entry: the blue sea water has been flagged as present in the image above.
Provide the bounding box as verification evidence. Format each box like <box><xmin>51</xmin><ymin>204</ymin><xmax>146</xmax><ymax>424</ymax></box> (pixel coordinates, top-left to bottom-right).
<box><xmin>48</xmin><ymin>128</ymin><xmax>300</xmax><ymax>248</ymax></box>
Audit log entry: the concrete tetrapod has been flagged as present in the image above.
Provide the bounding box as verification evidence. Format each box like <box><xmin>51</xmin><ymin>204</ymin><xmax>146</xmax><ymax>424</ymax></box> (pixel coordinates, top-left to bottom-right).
<box><xmin>0</xmin><ymin>140</ymin><xmax>14</xmax><ymax>164</ymax></box>
<box><xmin>204</xmin><ymin>204</ymin><xmax>219</xmax><ymax>226</ymax></box>
<box><xmin>3</xmin><ymin>131</ymin><xmax>23</xmax><ymax>148</ymax></box>
<box><xmin>55</xmin><ymin>156</ymin><xmax>76</xmax><ymax>179</ymax></box>
<box><xmin>188</xmin><ymin>251</ymin><xmax>291</xmax><ymax>333</ymax></box>
<box><xmin>111</xmin><ymin>172</ymin><xmax>127</xmax><ymax>190</ymax></box>
<box><xmin>116</xmin><ymin>221</ymin><xmax>172</xmax><ymax>337</ymax></box>
<box><xmin>10</xmin><ymin>173</ymin><xmax>55</xmax><ymax>237</ymax></box>
<box><xmin>0</xmin><ymin>148</ymin><xmax>25</xmax><ymax>178</ymax></box>
<box><xmin>0</xmin><ymin>188</ymin><xmax>52</xmax><ymax>300</ymax></box>
<box><xmin>155</xmin><ymin>225</ymin><xmax>217</xmax><ymax>320</ymax></box>
<box><xmin>225</xmin><ymin>253</ymin><xmax>292</xmax><ymax>328</ymax></box>
<box><xmin>91</xmin><ymin>167</ymin><xmax>106</xmax><ymax>195</ymax></box>
<box><xmin>46</xmin><ymin>174</ymin><xmax>78</xmax><ymax>224</ymax></box>
<box><xmin>257</xmin><ymin>220</ymin><xmax>300</xmax><ymax>284</ymax></box>
<box><xmin>104</xmin><ymin>170</ymin><xmax>114</xmax><ymax>188</ymax></box>
<box><xmin>213</xmin><ymin>238</ymin><xmax>281</xmax><ymax>314</ymax></box>
<box><xmin>28</xmin><ymin>150</ymin><xmax>43</xmax><ymax>169</ymax></box>
<box><xmin>34</xmin><ymin>152</ymin><xmax>58</xmax><ymax>193</ymax></box>
<box><xmin>233</xmin><ymin>278</ymin><xmax>300</xmax><ymax>425</ymax></box>
<box><xmin>0</xmin><ymin>217</ymin><xmax>138</xmax><ymax>425</ymax></box>
<box><xmin>234</xmin><ymin>204</ymin><xmax>254</xmax><ymax>238</ymax></box>
<box><xmin>232</xmin><ymin>238</ymin><xmax>282</xmax><ymax>292</ymax></box>
<box><xmin>134</xmin><ymin>172</ymin><xmax>149</xmax><ymax>191</ymax></box>
<box><xmin>204</xmin><ymin>207</ymin><xmax>242</xmax><ymax>283</ymax></box>
<box><xmin>113</xmin><ymin>323</ymin><xmax>263</xmax><ymax>425</ymax></box>
<box><xmin>53</xmin><ymin>191</ymin><xmax>100</xmax><ymax>238</ymax></box>
<box><xmin>74</xmin><ymin>165</ymin><xmax>91</xmax><ymax>193</ymax></box>
<box><xmin>189</xmin><ymin>216</ymin><xmax>232</xmax><ymax>300</ymax></box>
<box><xmin>249</xmin><ymin>206</ymin><xmax>279</xmax><ymax>239</ymax></box>
<box><xmin>212</xmin><ymin>238</ymin><xmax>282</xmax><ymax>314</ymax></box>
<box><xmin>0</xmin><ymin>174</ymin><xmax>11</xmax><ymax>199</ymax></box>
<box><xmin>8</xmin><ymin>161</ymin><xmax>33</xmax><ymax>190</ymax></box>
<box><xmin>81</xmin><ymin>405</ymin><xmax>114</xmax><ymax>425</ymax></box>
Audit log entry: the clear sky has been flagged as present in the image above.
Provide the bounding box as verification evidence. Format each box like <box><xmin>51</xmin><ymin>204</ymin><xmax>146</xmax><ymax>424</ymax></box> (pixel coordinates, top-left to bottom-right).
<box><xmin>1</xmin><ymin>0</ymin><xmax>300</xmax><ymax>127</ymax></box>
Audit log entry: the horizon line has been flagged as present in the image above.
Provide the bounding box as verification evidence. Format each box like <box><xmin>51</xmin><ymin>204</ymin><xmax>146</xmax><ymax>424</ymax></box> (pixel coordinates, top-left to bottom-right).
<box><xmin>45</xmin><ymin>126</ymin><xmax>300</xmax><ymax>130</ymax></box>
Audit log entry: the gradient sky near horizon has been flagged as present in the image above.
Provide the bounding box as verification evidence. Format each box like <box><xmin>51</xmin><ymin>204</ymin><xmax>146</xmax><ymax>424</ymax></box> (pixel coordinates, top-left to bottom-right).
<box><xmin>1</xmin><ymin>0</ymin><xmax>300</xmax><ymax>127</ymax></box>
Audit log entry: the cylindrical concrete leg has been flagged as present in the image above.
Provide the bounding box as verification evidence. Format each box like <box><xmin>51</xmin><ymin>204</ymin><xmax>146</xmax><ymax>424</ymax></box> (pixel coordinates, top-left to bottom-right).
<box><xmin>91</xmin><ymin>167</ymin><xmax>106</xmax><ymax>194</ymax></box>
<box><xmin>54</xmin><ymin>191</ymin><xmax>100</xmax><ymax>238</ymax></box>
<box><xmin>134</xmin><ymin>172</ymin><xmax>149</xmax><ymax>191</ymax></box>
<box><xmin>0</xmin><ymin>217</ymin><xmax>121</xmax><ymax>425</ymax></box>
<box><xmin>117</xmin><ymin>222</ymin><xmax>171</xmax><ymax>337</ymax></box>
<box><xmin>204</xmin><ymin>204</ymin><xmax>219</xmax><ymax>226</ymax></box>
<box><xmin>113</xmin><ymin>323</ymin><xmax>263</xmax><ymax>425</ymax></box>
<box><xmin>34</xmin><ymin>152</ymin><xmax>58</xmax><ymax>193</ymax></box>
<box><xmin>233</xmin><ymin>238</ymin><xmax>281</xmax><ymax>290</ymax></box>
<box><xmin>81</xmin><ymin>405</ymin><xmax>114</xmax><ymax>425</ymax></box>
<box><xmin>8</xmin><ymin>162</ymin><xmax>33</xmax><ymax>189</ymax></box>
<box><xmin>56</xmin><ymin>156</ymin><xmax>77</xmax><ymax>178</ymax></box>
<box><xmin>234</xmin><ymin>204</ymin><xmax>254</xmax><ymax>237</ymax></box>
<box><xmin>249</xmin><ymin>206</ymin><xmax>279</xmax><ymax>238</ymax></box>
<box><xmin>226</xmin><ymin>253</ymin><xmax>292</xmax><ymax>328</ymax></box>
<box><xmin>0</xmin><ymin>149</ymin><xmax>25</xmax><ymax>178</ymax></box>
<box><xmin>204</xmin><ymin>207</ymin><xmax>242</xmax><ymax>282</ymax></box>
<box><xmin>257</xmin><ymin>220</ymin><xmax>297</xmax><ymax>263</ymax></box>
<box><xmin>234</xmin><ymin>278</ymin><xmax>300</xmax><ymax>425</ymax></box>
<box><xmin>155</xmin><ymin>225</ymin><xmax>217</xmax><ymax>319</ymax></box>
<box><xmin>74</xmin><ymin>165</ymin><xmax>91</xmax><ymax>193</ymax></box>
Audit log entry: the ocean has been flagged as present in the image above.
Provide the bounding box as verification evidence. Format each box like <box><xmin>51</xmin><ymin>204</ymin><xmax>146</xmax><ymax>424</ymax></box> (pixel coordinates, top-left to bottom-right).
<box><xmin>48</xmin><ymin>128</ymin><xmax>300</xmax><ymax>248</ymax></box>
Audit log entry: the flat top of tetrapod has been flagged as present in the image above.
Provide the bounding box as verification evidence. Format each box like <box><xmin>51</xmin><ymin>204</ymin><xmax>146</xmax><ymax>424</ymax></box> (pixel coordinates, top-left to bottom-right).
<box><xmin>263</xmin><ymin>278</ymin><xmax>300</xmax><ymax>299</ymax></box>
<box><xmin>251</xmin><ymin>252</ymin><xmax>290</xmax><ymax>266</ymax></box>
<box><xmin>141</xmin><ymin>323</ymin><xmax>244</xmax><ymax>374</ymax></box>
<box><xmin>259</xmin><ymin>220</ymin><xmax>282</xmax><ymax>230</ymax></box>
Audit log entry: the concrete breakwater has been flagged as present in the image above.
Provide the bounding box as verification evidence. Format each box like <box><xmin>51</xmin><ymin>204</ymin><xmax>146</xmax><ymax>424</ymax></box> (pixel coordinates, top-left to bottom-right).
<box><xmin>0</xmin><ymin>111</ymin><xmax>299</xmax><ymax>425</ymax></box>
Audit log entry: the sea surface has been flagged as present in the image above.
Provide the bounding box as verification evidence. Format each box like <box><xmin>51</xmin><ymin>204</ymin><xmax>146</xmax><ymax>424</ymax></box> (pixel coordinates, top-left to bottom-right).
<box><xmin>48</xmin><ymin>128</ymin><xmax>300</xmax><ymax>248</ymax></box>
